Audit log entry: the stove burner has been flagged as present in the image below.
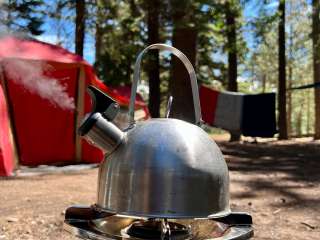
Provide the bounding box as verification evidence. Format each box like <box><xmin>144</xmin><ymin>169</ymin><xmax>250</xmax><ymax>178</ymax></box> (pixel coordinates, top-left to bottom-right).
<box><xmin>126</xmin><ymin>219</ymin><xmax>190</xmax><ymax>240</ymax></box>
<box><xmin>63</xmin><ymin>206</ymin><xmax>254</xmax><ymax>240</ymax></box>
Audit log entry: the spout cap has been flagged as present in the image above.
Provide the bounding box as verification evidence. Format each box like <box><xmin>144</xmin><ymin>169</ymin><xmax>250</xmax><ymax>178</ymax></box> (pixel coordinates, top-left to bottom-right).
<box><xmin>87</xmin><ymin>86</ymin><xmax>120</xmax><ymax>121</ymax></box>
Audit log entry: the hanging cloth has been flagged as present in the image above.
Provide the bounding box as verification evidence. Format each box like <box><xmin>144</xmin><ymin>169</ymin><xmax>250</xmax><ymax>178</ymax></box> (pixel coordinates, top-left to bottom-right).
<box><xmin>241</xmin><ymin>93</ymin><xmax>277</xmax><ymax>137</ymax></box>
<box><xmin>214</xmin><ymin>91</ymin><xmax>244</xmax><ymax>134</ymax></box>
<box><xmin>199</xmin><ymin>85</ymin><xmax>277</xmax><ymax>138</ymax></box>
<box><xmin>199</xmin><ymin>85</ymin><xmax>219</xmax><ymax>124</ymax></box>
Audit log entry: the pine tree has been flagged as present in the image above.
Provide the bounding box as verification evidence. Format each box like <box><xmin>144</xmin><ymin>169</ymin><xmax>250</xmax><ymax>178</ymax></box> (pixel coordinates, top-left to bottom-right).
<box><xmin>226</xmin><ymin>1</ymin><xmax>238</xmax><ymax>93</ymax></box>
<box><xmin>312</xmin><ymin>0</ymin><xmax>320</xmax><ymax>139</ymax></box>
<box><xmin>144</xmin><ymin>0</ymin><xmax>161</xmax><ymax>118</ymax></box>
<box><xmin>225</xmin><ymin>1</ymin><xmax>241</xmax><ymax>141</ymax></box>
<box><xmin>0</xmin><ymin>0</ymin><xmax>44</xmax><ymax>35</ymax></box>
<box><xmin>278</xmin><ymin>0</ymin><xmax>288</xmax><ymax>139</ymax></box>
<box><xmin>169</xmin><ymin>0</ymin><xmax>197</xmax><ymax>123</ymax></box>
<box><xmin>75</xmin><ymin>0</ymin><xmax>85</xmax><ymax>57</ymax></box>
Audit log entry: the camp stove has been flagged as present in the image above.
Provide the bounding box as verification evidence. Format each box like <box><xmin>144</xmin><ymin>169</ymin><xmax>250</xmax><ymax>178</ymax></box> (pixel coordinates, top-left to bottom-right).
<box><xmin>64</xmin><ymin>206</ymin><xmax>253</xmax><ymax>240</ymax></box>
<box><xmin>64</xmin><ymin>44</ymin><xmax>253</xmax><ymax>240</ymax></box>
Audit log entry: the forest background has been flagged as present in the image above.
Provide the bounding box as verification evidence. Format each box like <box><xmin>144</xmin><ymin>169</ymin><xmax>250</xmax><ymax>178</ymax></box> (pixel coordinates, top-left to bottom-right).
<box><xmin>1</xmin><ymin>0</ymin><xmax>319</xmax><ymax>140</ymax></box>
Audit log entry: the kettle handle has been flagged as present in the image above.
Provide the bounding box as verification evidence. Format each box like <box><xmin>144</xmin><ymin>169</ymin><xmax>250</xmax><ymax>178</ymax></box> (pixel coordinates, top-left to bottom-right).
<box><xmin>128</xmin><ymin>43</ymin><xmax>202</xmax><ymax>125</ymax></box>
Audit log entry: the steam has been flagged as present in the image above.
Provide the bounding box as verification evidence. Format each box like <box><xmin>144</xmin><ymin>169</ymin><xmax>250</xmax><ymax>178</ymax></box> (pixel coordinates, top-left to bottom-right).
<box><xmin>3</xmin><ymin>60</ymin><xmax>75</xmax><ymax>110</ymax></box>
<box><xmin>0</xmin><ymin>2</ymin><xmax>75</xmax><ymax>111</ymax></box>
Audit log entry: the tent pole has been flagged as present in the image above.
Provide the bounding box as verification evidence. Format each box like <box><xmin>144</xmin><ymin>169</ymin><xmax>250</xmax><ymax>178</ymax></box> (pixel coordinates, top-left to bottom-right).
<box><xmin>0</xmin><ymin>65</ymin><xmax>20</xmax><ymax>170</ymax></box>
<box><xmin>75</xmin><ymin>66</ymin><xmax>86</xmax><ymax>162</ymax></box>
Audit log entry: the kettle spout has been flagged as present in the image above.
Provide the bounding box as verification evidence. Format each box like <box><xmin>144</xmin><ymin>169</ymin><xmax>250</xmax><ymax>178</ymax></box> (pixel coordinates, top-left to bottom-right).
<box><xmin>79</xmin><ymin>113</ymin><xmax>124</xmax><ymax>153</ymax></box>
<box><xmin>78</xmin><ymin>86</ymin><xmax>125</xmax><ymax>153</ymax></box>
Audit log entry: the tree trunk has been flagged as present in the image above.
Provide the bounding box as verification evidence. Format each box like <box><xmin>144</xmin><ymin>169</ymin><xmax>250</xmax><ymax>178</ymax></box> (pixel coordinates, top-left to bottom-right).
<box><xmin>226</xmin><ymin>2</ymin><xmax>240</xmax><ymax>142</ymax></box>
<box><xmin>262</xmin><ymin>74</ymin><xmax>266</xmax><ymax>93</ymax></box>
<box><xmin>146</xmin><ymin>0</ymin><xmax>160</xmax><ymax>118</ymax></box>
<box><xmin>297</xmin><ymin>104</ymin><xmax>303</xmax><ymax>137</ymax></box>
<box><xmin>94</xmin><ymin>26</ymin><xmax>102</xmax><ymax>66</ymax></box>
<box><xmin>95</xmin><ymin>6</ymin><xmax>102</xmax><ymax>66</ymax></box>
<box><xmin>170</xmin><ymin>27</ymin><xmax>197</xmax><ymax>123</ymax></box>
<box><xmin>307</xmin><ymin>90</ymin><xmax>311</xmax><ymax>135</ymax></box>
<box><xmin>169</xmin><ymin>1</ymin><xmax>197</xmax><ymax>123</ymax></box>
<box><xmin>278</xmin><ymin>0</ymin><xmax>288</xmax><ymax>139</ymax></box>
<box><xmin>312</xmin><ymin>0</ymin><xmax>320</xmax><ymax>139</ymax></box>
<box><xmin>287</xmin><ymin>66</ymin><xmax>292</xmax><ymax>137</ymax></box>
<box><xmin>75</xmin><ymin>0</ymin><xmax>85</xmax><ymax>57</ymax></box>
<box><xmin>226</xmin><ymin>3</ymin><xmax>238</xmax><ymax>92</ymax></box>
<box><xmin>287</xmin><ymin>24</ymin><xmax>294</xmax><ymax>138</ymax></box>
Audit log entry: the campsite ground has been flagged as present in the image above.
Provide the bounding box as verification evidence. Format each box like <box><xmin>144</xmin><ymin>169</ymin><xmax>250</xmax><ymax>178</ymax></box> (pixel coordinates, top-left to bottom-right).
<box><xmin>0</xmin><ymin>137</ymin><xmax>319</xmax><ymax>240</ymax></box>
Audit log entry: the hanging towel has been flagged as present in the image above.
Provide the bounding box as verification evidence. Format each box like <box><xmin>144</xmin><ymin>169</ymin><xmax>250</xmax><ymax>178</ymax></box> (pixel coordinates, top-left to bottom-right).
<box><xmin>241</xmin><ymin>93</ymin><xmax>277</xmax><ymax>137</ymax></box>
<box><xmin>199</xmin><ymin>85</ymin><xmax>219</xmax><ymax>124</ymax></box>
<box><xmin>214</xmin><ymin>91</ymin><xmax>244</xmax><ymax>133</ymax></box>
<box><xmin>199</xmin><ymin>85</ymin><xmax>277</xmax><ymax>138</ymax></box>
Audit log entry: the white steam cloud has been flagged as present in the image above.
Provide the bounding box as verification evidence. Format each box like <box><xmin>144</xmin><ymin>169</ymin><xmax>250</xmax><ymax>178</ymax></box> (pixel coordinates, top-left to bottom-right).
<box><xmin>0</xmin><ymin>2</ymin><xmax>75</xmax><ymax>110</ymax></box>
<box><xmin>3</xmin><ymin>60</ymin><xmax>75</xmax><ymax>110</ymax></box>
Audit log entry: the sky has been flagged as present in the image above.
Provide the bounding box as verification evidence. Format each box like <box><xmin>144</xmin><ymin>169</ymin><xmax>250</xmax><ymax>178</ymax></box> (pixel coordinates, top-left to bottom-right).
<box><xmin>35</xmin><ymin>2</ymin><xmax>96</xmax><ymax>64</ymax></box>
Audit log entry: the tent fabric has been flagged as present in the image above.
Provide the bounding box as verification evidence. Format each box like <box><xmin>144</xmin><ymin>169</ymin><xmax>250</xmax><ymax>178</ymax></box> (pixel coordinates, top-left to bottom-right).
<box><xmin>109</xmin><ymin>85</ymin><xmax>144</xmax><ymax>103</ymax></box>
<box><xmin>90</xmin><ymin>75</ymin><xmax>147</xmax><ymax>109</ymax></box>
<box><xmin>0</xmin><ymin>36</ymin><xmax>85</xmax><ymax>64</ymax></box>
<box><xmin>0</xmin><ymin>84</ymin><xmax>14</xmax><ymax>176</ymax></box>
<box><xmin>0</xmin><ymin>36</ymin><xmax>147</xmax><ymax>109</ymax></box>
<box><xmin>0</xmin><ymin>36</ymin><xmax>149</xmax><ymax>171</ymax></box>
<box><xmin>3</xmin><ymin>61</ymin><xmax>77</xmax><ymax>166</ymax></box>
<box><xmin>0</xmin><ymin>37</ymin><xmax>105</xmax><ymax>166</ymax></box>
<box><xmin>108</xmin><ymin>85</ymin><xmax>150</xmax><ymax>120</ymax></box>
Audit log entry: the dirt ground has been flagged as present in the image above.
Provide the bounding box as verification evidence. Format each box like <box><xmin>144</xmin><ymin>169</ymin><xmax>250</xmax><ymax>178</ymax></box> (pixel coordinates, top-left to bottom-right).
<box><xmin>0</xmin><ymin>139</ymin><xmax>319</xmax><ymax>240</ymax></box>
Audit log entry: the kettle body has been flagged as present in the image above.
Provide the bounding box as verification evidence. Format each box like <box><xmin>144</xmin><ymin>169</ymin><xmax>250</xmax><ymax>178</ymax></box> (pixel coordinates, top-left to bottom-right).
<box><xmin>96</xmin><ymin>118</ymin><xmax>230</xmax><ymax>218</ymax></box>
<box><xmin>80</xmin><ymin>44</ymin><xmax>230</xmax><ymax>219</ymax></box>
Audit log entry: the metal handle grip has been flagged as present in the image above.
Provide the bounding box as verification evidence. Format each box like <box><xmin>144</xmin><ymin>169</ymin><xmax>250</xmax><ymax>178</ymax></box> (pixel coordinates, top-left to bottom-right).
<box><xmin>128</xmin><ymin>43</ymin><xmax>202</xmax><ymax>125</ymax></box>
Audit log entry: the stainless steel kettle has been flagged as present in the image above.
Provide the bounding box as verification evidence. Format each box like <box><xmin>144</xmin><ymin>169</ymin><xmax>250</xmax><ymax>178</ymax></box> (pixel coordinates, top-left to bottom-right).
<box><xmin>79</xmin><ymin>44</ymin><xmax>230</xmax><ymax>219</ymax></box>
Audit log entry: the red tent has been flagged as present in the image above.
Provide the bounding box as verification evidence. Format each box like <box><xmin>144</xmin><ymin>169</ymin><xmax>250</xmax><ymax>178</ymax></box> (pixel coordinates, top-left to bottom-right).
<box><xmin>0</xmin><ymin>84</ymin><xmax>15</xmax><ymax>176</ymax></box>
<box><xmin>0</xmin><ymin>36</ymin><xmax>148</xmax><ymax>176</ymax></box>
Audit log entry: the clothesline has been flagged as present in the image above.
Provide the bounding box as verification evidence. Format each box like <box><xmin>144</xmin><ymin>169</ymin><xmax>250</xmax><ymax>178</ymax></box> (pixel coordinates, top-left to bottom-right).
<box><xmin>289</xmin><ymin>82</ymin><xmax>320</xmax><ymax>90</ymax></box>
<box><xmin>199</xmin><ymin>85</ymin><xmax>277</xmax><ymax>138</ymax></box>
